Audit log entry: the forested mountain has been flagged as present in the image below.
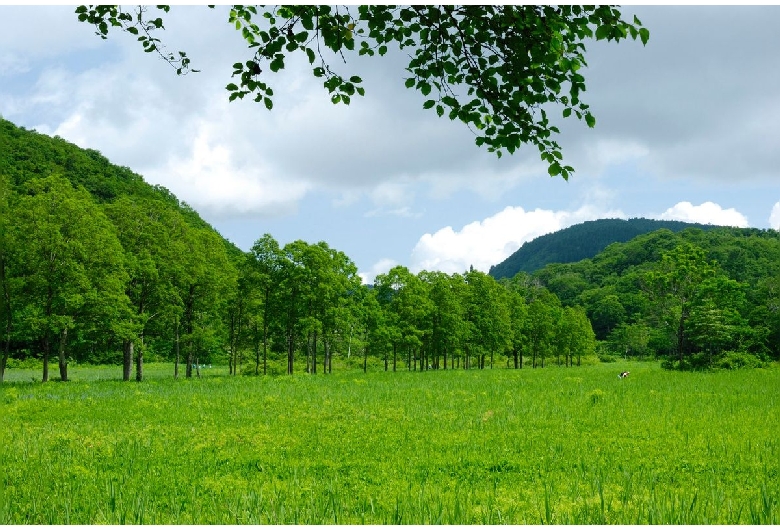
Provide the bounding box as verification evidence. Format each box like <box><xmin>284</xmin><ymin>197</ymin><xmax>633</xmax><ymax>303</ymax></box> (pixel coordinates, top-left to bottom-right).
<box><xmin>0</xmin><ymin>119</ymin><xmax>224</xmax><ymax>235</ymax></box>
<box><xmin>1</xmin><ymin>118</ymin><xmax>776</xmax><ymax>382</ymax></box>
<box><xmin>489</xmin><ymin>218</ymin><xmax>721</xmax><ymax>279</ymax></box>
<box><xmin>0</xmin><ymin>119</ymin><xmax>243</xmax><ymax>382</ymax></box>
<box><xmin>527</xmin><ymin>226</ymin><xmax>780</xmax><ymax>368</ymax></box>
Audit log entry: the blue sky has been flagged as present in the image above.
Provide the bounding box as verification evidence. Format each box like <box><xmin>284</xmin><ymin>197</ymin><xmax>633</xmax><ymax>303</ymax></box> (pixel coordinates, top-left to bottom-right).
<box><xmin>2</xmin><ymin>5</ymin><xmax>780</xmax><ymax>282</ymax></box>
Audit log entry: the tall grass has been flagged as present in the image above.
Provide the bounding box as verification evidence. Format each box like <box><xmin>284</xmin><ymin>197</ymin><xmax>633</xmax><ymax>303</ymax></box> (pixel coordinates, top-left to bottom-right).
<box><xmin>1</xmin><ymin>362</ymin><xmax>778</xmax><ymax>523</ymax></box>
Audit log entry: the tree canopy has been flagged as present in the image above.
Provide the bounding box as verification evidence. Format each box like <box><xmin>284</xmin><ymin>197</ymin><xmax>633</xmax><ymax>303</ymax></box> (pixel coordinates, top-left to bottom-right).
<box><xmin>75</xmin><ymin>5</ymin><xmax>648</xmax><ymax>179</ymax></box>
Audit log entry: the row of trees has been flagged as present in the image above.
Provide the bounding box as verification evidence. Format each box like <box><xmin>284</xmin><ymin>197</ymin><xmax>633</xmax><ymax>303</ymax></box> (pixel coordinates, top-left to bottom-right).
<box><xmin>0</xmin><ymin>174</ymin><xmax>596</xmax><ymax>383</ymax></box>
<box><xmin>226</xmin><ymin>237</ymin><xmax>597</xmax><ymax>377</ymax></box>
<box><xmin>0</xmin><ymin>174</ymin><xmax>236</xmax><ymax>383</ymax></box>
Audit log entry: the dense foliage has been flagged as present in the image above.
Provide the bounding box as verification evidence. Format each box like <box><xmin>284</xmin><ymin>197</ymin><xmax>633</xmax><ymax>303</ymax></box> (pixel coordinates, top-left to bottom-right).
<box><xmin>489</xmin><ymin>218</ymin><xmax>721</xmax><ymax>280</ymax></box>
<box><xmin>0</xmin><ymin>119</ymin><xmax>592</xmax><ymax>383</ymax></box>
<box><xmin>2</xmin><ymin>118</ymin><xmax>778</xmax><ymax>381</ymax></box>
<box><xmin>75</xmin><ymin>5</ymin><xmax>648</xmax><ymax>177</ymax></box>
<box><xmin>528</xmin><ymin>226</ymin><xmax>780</xmax><ymax>368</ymax></box>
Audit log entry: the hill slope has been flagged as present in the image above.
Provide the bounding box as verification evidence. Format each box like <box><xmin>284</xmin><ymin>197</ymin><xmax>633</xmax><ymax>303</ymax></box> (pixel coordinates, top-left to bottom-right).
<box><xmin>0</xmin><ymin>118</ymin><xmax>240</xmax><ymax>256</ymax></box>
<box><xmin>488</xmin><ymin>217</ymin><xmax>722</xmax><ymax>279</ymax></box>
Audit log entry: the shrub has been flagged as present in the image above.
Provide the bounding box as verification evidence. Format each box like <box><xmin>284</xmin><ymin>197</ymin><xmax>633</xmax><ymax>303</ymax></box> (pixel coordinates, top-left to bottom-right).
<box><xmin>713</xmin><ymin>351</ymin><xmax>766</xmax><ymax>370</ymax></box>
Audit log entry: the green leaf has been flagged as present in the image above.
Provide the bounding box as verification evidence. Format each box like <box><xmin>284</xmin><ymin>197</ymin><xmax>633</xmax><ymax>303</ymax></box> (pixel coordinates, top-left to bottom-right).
<box><xmin>562</xmin><ymin>108</ymin><xmax>572</xmax><ymax>118</ymax></box>
<box><xmin>264</xmin><ymin>97</ymin><xmax>273</xmax><ymax>110</ymax></box>
<box><xmin>595</xmin><ymin>25</ymin><xmax>610</xmax><ymax>41</ymax></box>
<box><xmin>404</xmin><ymin>78</ymin><xmax>415</xmax><ymax>89</ymax></box>
<box><xmin>422</xmin><ymin>99</ymin><xmax>435</xmax><ymax>110</ymax></box>
<box><xmin>548</xmin><ymin>162</ymin><xmax>562</xmax><ymax>177</ymax></box>
<box><xmin>349</xmin><ymin>76</ymin><xmax>362</xmax><ymax>84</ymax></box>
<box><xmin>585</xmin><ymin>113</ymin><xmax>596</xmax><ymax>128</ymax></box>
<box><xmin>639</xmin><ymin>28</ymin><xmax>650</xmax><ymax>46</ymax></box>
<box><xmin>226</xmin><ymin>83</ymin><xmax>238</xmax><ymax>91</ymax></box>
<box><xmin>436</xmin><ymin>104</ymin><xmax>444</xmax><ymax>117</ymax></box>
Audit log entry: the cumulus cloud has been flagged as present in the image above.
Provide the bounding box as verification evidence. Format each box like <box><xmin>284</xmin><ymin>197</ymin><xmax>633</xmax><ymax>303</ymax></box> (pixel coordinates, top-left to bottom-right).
<box><xmin>145</xmin><ymin>127</ymin><xmax>311</xmax><ymax>217</ymax></box>
<box><xmin>658</xmin><ymin>201</ymin><xmax>749</xmax><ymax>227</ymax></box>
<box><xmin>410</xmin><ymin>204</ymin><xmax>626</xmax><ymax>274</ymax></box>
<box><xmin>770</xmin><ymin>202</ymin><xmax>780</xmax><ymax>230</ymax></box>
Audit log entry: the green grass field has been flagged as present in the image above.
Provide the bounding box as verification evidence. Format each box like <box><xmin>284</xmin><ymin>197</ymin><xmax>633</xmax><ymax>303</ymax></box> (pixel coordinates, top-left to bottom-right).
<box><xmin>1</xmin><ymin>361</ymin><xmax>778</xmax><ymax>524</ymax></box>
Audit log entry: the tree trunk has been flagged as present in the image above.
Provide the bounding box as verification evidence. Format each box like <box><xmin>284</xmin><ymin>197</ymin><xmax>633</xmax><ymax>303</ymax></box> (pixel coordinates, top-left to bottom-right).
<box><xmin>174</xmin><ymin>318</ymin><xmax>180</xmax><ymax>379</ymax></box>
<box><xmin>42</xmin><ymin>336</ymin><xmax>50</xmax><ymax>383</ymax></box>
<box><xmin>0</xmin><ymin>329</ymin><xmax>9</xmax><ymax>384</ymax></box>
<box><xmin>325</xmin><ymin>339</ymin><xmax>331</xmax><ymax>374</ymax></box>
<box><xmin>513</xmin><ymin>348</ymin><xmax>518</xmax><ymax>369</ymax></box>
<box><xmin>363</xmin><ymin>346</ymin><xmax>368</xmax><ymax>373</ymax></box>
<box><xmin>0</xmin><ymin>258</ymin><xmax>9</xmax><ymax>384</ymax></box>
<box><xmin>287</xmin><ymin>331</ymin><xmax>294</xmax><ymax>375</ymax></box>
<box><xmin>254</xmin><ymin>322</ymin><xmax>260</xmax><ymax>376</ymax></box>
<box><xmin>392</xmin><ymin>343</ymin><xmax>397</xmax><ymax>372</ymax></box>
<box><xmin>57</xmin><ymin>328</ymin><xmax>68</xmax><ymax>382</ymax></box>
<box><xmin>122</xmin><ymin>339</ymin><xmax>133</xmax><ymax>381</ymax></box>
<box><xmin>313</xmin><ymin>331</ymin><xmax>318</xmax><ymax>374</ymax></box>
<box><xmin>186</xmin><ymin>339</ymin><xmax>193</xmax><ymax>378</ymax></box>
<box><xmin>677</xmin><ymin>311</ymin><xmax>686</xmax><ymax>365</ymax></box>
<box><xmin>135</xmin><ymin>334</ymin><xmax>144</xmax><ymax>382</ymax></box>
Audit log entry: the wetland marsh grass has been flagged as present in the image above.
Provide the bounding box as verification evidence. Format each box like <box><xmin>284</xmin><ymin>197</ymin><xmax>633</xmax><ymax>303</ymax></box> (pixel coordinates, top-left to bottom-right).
<box><xmin>1</xmin><ymin>361</ymin><xmax>778</xmax><ymax>523</ymax></box>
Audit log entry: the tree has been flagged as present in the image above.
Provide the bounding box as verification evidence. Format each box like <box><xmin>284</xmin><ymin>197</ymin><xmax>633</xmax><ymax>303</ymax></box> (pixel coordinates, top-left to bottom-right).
<box><xmin>374</xmin><ymin>266</ymin><xmax>430</xmax><ymax>372</ymax></box>
<box><xmin>174</xmin><ymin>225</ymin><xmax>235</xmax><ymax>378</ymax></box>
<box><xmin>247</xmin><ymin>234</ymin><xmax>283</xmax><ymax>375</ymax></box>
<box><xmin>75</xmin><ymin>5</ymin><xmax>648</xmax><ymax>178</ymax></box>
<box><xmin>103</xmin><ymin>196</ymin><xmax>184</xmax><ymax>381</ymax></box>
<box><xmin>421</xmin><ymin>271</ymin><xmax>467</xmax><ymax>370</ymax></box>
<box><xmin>0</xmin><ymin>175</ymin><xmax>15</xmax><ymax>383</ymax></box>
<box><xmin>12</xmin><ymin>176</ymin><xmax>130</xmax><ymax>382</ymax></box>
<box><xmin>557</xmin><ymin>306</ymin><xmax>596</xmax><ymax>366</ymax></box>
<box><xmin>644</xmin><ymin>243</ymin><xmax>717</xmax><ymax>366</ymax></box>
<box><xmin>464</xmin><ymin>268</ymin><xmax>511</xmax><ymax>369</ymax></box>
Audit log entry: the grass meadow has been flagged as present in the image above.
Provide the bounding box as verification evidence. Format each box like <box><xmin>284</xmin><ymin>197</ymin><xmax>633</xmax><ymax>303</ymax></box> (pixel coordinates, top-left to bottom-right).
<box><xmin>1</xmin><ymin>361</ymin><xmax>778</xmax><ymax>524</ymax></box>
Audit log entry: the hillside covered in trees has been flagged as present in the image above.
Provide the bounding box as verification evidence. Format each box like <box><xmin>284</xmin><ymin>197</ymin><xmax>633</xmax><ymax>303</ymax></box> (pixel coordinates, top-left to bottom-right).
<box><xmin>0</xmin><ymin>119</ymin><xmax>596</xmax><ymax>383</ymax></box>
<box><xmin>489</xmin><ymin>218</ymin><xmax>721</xmax><ymax>279</ymax></box>
<box><xmin>529</xmin><ymin>226</ymin><xmax>780</xmax><ymax>368</ymax></box>
<box><xmin>1</xmin><ymin>118</ymin><xmax>778</xmax><ymax>383</ymax></box>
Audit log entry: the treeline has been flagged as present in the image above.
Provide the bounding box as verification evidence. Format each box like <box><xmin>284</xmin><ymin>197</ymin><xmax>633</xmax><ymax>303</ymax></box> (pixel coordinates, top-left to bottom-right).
<box><xmin>0</xmin><ymin>174</ymin><xmax>594</xmax><ymax>382</ymax></box>
<box><xmin>530</xmin><ymin>226</ymin><xmax>780</xmax><ymax>369</ymax></box>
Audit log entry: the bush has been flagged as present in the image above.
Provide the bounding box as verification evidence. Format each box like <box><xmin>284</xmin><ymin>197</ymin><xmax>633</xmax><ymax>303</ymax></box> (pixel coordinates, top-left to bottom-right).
<box><xmin>712</xmin><ymin>351</ymin><xmax>766</xmax><ymax>370</ymax></box>
<box><xmin>5</xmin><ymin>357</ymin><xmax>41</xmax><ymax>370</ymax></box>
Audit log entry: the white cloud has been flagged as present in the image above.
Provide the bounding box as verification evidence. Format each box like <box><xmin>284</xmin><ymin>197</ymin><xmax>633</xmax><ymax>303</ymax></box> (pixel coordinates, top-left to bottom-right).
<box><xmin>145</xmin><ymin>127</ymin><xmax>311</xmax><ymax>217</ymax></box>
<box><xmin>409</xmin><ymin>204</ymin><xmax>625</xmax><ymax>274</ymax></box>
<box><xmin>770</xmin><ymin>202</ymin><xmax>780</xmax><ymax>230</ymax></box>
<box><xmin>658</xmin><ymin>201</ymin><xmax>749</xmax><ymax>227</ymax></box>
<box><xmin>358</xmin><ymin>258</ymin><xmax>399</xmax><ymax>285</ymax></box>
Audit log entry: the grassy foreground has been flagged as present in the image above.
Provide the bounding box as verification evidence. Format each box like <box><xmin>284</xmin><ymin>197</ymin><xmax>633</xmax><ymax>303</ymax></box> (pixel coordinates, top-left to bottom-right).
<box><xmin>1</xmin><ymin>362</ymin><xmax>779</xmax><ymax>524</ymax></box>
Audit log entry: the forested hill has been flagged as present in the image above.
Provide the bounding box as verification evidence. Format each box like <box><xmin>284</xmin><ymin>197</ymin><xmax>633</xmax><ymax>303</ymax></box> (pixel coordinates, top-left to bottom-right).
<box><xmin>489</xmin><ymin>217</ymin><xmax>721</xmax><ymax>279</ymax></box>
<box><xmin>0</xmin><ymin>118</ymin><xmax>234</xmax><ymax>251</ymax></box>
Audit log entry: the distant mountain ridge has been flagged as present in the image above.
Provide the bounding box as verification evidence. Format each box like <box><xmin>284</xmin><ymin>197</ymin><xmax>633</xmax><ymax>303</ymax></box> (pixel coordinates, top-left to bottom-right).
<box><xmin>488</xmin><ymin>217</ymin><xmax>722</xmax><ymax>279</ymax></box>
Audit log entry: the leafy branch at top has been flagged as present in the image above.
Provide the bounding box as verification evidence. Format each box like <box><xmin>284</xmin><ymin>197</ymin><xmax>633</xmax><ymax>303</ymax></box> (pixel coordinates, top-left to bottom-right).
<box><xmin>75</xmin><ymin>5</ymin><xmax>649</xmax><ymax>179</ymax></box>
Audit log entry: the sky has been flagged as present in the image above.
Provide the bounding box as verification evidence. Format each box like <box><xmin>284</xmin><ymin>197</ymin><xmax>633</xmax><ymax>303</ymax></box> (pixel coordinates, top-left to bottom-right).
<box><xmin>2</xmin><ymin>5</ymin><xmax>780</xmax><ymax>283</ymax></box>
